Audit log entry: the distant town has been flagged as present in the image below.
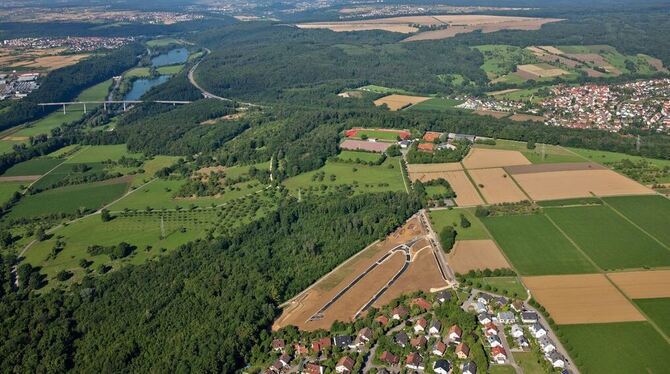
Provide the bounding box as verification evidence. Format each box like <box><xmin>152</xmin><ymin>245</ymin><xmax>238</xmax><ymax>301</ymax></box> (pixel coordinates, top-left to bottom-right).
<box><xmin>2</xmin><ymin>37</ymin><xmax>134</xmax><ymax>52</ymax></box>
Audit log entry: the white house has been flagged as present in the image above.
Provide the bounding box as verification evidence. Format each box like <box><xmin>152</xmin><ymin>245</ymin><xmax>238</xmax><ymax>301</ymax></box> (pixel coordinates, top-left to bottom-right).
<box><xmin>521</xmin><ymin>311</ymin><xmax>539</xmax><ymax>324</ymax></box>
<box><xmin>477</xmin><ymin>313</ymin><xmax>492</xmax><ymax>325</ymax></box>
<box><xmin>538</xmin><ymin>336</ymin><xmax>556</xmax><ymax>353</ymax></box>
<box><xmin>473</xmin><ymin>302</ymin><xmax>487</xmax><ymax>314</ymax></box>
<box><xmin>510</xmin><ymin>324</ymin><xmax>524</xmax><ymax>338</ymax></box>
<box><xmin>487</xmin><ymin>334</ymin><xmax>503</xmax><ymax>348</ymax></box>
<box><xmin>477</xmin><ymin>293</ymin><xmax>493</xmax><ymax>305</ymax></box>
<box><xmin>529</xmin><ymin>323</ymin><xmax>547</xmax><ymax>338</ymax></box>
<box><xmin>462</xmin><ymin>361</ymin><xmax>477</xmax><ymax>374</ymax></box>
<box><xmin>429</xmin><ymin>320</ymin><xmax>442</xmax><ymax>336</ymax></box>
<box><xmin>547</xmin><ymin>352</ymin><xmax>565</xmax><ymax>369</ymax></box>
<box><xmin>497</xmin><ymin>311</ymin><xmax>516</xmax><ymax>324</ymax></box>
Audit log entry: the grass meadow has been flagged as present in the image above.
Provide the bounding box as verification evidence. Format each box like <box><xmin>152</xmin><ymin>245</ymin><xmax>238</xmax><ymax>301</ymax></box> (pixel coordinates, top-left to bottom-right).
<box><xmin>2</xmin><ymin>158</ymin><xmax>62</xmax><ymax>176</ymax></box>
<box><xmin>545</xmin><ymin>205</ymin><xmax>670</xmax><ymax>270</ymax></box>
<box><xmin>429</xmin><ymin>208</ymin><xmax>489</xmax><ymax>240</ymax></box>
<box><xmin>634</xmin><ymin>298</ymin><xmax>670</xmax><ymax>336</ymax></box>
<box><xmin>604</xmin><ymin>195</ymin><xmax>670</xmax><ymax>247</ymax></box>
<box><xmin>474</xmin><ymin>139</ymin><xmax>584</xmax><ymax>164</ymax></box>
<box><xmin>0</xmin><ymin>181</ymin><xmax>22</xmax><ymax>204</ymax></box>
<box><xmin>336</xmin><ymin>150</ymin><xmax>383</xmax><ymax>163</ymax></box>
<box><xmin>408</xmin><ymin>97</ymin><xmax>462</xmax><ymax>111</ymax></box>
<box><xmin>483</xmin><ymin>214</ymin><xmax>596</xmax><ymax>275</ymax></box>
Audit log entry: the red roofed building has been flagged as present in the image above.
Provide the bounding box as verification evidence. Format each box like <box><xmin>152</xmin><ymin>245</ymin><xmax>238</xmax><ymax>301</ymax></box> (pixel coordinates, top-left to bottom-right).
<box><xmin>380</xmin><ymin>351</ymin><xmax>400</xmax><ymax>366</ymax></box>
<box><xmin>311</xmin><ymin>337</ymin><xmax>331</xmax><ymax>352</ymax></box>
<box><xmin>375</xmin><ymin>315</ymin><xmax>389</xmax><ymax>326</ymax></box>
<box><xmin>406</xmin><ymin>352</ymin><xmax>425</xmax><ymax>370</ymax></box>
<box><xmin>456</xmin><ymin>342</ymin><xmax>470</xmax><ymax>359</ymax></box>
<box><xmin>414</xmin><ymin>317</ymin><xmax>428</xmax><ymax>333</ymax></box>
<box><xmin>448</xmin><ymin>325</ymin><xmax>462</xmax><ymax>341</ymax></box>
<box><xmin>336</xmin><ymin>356</ymin><xmax>355</xmax><ymax>373</ymax></box>
<box><xmin>272</xmin><ymin>339</ymin><xmax>285</xmax><ymax>352</ymax></box>
<box><xmin>411</xmin><ymin>297</ymin><xmax>432</xmax><ymax>310</ymax></box>
<box><xmin>294</xmin><ymin>343</ymin><xmax>308</xmax><ymax>355</ymax></box>
<box><xmin>392</xmin><ymin>306</ymin><xmax>409</xmax><ymax>320</ymax></box>
<box><xmin>411</xmin><ymin>335</ymin><xmax>427</xmax><ymax>349</ymax></box>
<box><xmin>417</xmin><ymin>142</ymin><xmax>435</xmax><ymax>152</ymax></box>
<box><xmin>423</xmin><ymin>131</ymin><xmax>443</xmax><ymax>142</ymax></box>
<box><xmin>492</xmin><ymin>346</ymin><xmax>507</xmax><ymax>364</ymax></box>
<box><xmin>304</xmin><ymin>363</ymin><xmax>324</xmax><ymax>374</ymax></box>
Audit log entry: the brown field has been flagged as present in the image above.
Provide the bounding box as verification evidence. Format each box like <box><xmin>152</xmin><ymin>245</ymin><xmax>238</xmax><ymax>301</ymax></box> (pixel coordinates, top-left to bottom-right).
<box><xmin>523</xmin><ymin>274</ymin><xmax>645</xmax><ymax>324</ymax></box>
<box><xmin>297</xmin><ymin>15</ymin><xmax>561</xmax><ymax>40</ymax></box>
<box><xmin>473</xmin><ymin>109</ymin><xmax>510</xmax><ymax>119</ymax></box>
<box><xmin>563</xmin><ymin>53</ymin><xmax>621</xmax><ymax>75</ymax></box>
<box><xmin>407</xmin><ymin>162</ymin><xmax>463</xmax><ymax>175</ymax></box>
<box><xmin>513</xmin><ymin>169</ymin><xmax>654</xmax><ymax>201</ymax></box>
<box><xmin>0</xmin><ymin>175</ymin><xmax>40</xmax><ymax>182</ymax></box>
<box><xmin>414</xmin><ymin>170</ymin><xmax>483</xmax><ymax>206</ymax></box>
<box><xmin>274</xmin><ymin>217</ymin><xmax>425</xmax><ymax>331</ymax></box>
<box><xmin>608</xmin><ymin>270</ymin><xmax>670</xmax><ymax>299</ymax></box>
<box><xmin>538</xmin><ymin>45</ymin><xmax>564</xmax><ymax>55</ymax></box>
<box><xmin>373</xmin><ymin>244</ymin><xmax>447</xmax><ymax>307</ymax></box>
<box><xmin>505</xmin><ymin>162</ymin><xmax>604</xmax><ymax>175</ymax></box>
<box><xmin>582</xmin><ymin>67</ymin><xmax>605</xmax><ymax>77</ymax></box>
<box><xmin>509</xmin><ymin>113</ymin><xmax>545</xmax><ymax>122</ymax></box>
<box><xmin>468</xmin><ymin>168</ymin><xmax>528</xmax><ymax>204</ymax></box>
<box><xmin>487</xmin><ymin>88</ymin><xmax>520</xmax><ymax>96</ymax></box>
<box><xmin>642</xmin><ymin>55</ymin><xmax>668</xmax><ymax>72</ymax></box>
<box><xmin>462</xmin><ymin>148</ymin><xmax>532</xmax><ymax>169</ymax></box>
<box><xmin>517</xmin><ymin>64</ymin><xmax>569</xmax><ymax>78</ymax></box>
<box><xmin>0</xmin><ymin>48</ymin><xmax>88</xmax><ymax>70</ymax></box>
<box><xmin>2</xmin><ymin>136</ymin><xmax>29</xmax><ymax>141</ymax></box>
<box><xmin>374</xmin><ymin>94</ymin><xmax>430</xmax><ymax>111</ymax></box>
<box><xmin>448</xmin><ymin>240</ymin><xmax>511</xmax><ymax>274</ymax></box>
<box><xmin>22</xmin><ymin>55</ymin><xmax>89</xmax><ymax>69</ymax></box>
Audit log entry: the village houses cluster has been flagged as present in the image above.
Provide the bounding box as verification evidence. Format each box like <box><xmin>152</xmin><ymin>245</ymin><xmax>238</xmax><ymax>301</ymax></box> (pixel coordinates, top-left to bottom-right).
<box><xmin>2</xmin><ymin>37</ymin><xmax>134</xmax><ymax>52</ymax></box>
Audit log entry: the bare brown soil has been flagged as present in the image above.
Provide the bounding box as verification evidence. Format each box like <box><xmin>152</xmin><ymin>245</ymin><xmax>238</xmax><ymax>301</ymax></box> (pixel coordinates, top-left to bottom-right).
<box><xmin>448</xmin><ymin>240</ymin><xmax>511</xmax><ymax>274</ymax></box>
<box><xmin>505</xmin><ymin>162</ymin><xmax>604</xmax><ymax>175</ymax></box>
<box><xmin>473</xmin><ymin>109</ymin><xmax>510</xmax><ymax>119</ymax></box>
<box><xmin>608</xmin><ymin>270</ymin><xmax>670</xmax><ymax>299</ymax></box>
<box><xmin>374</xmin><ymin>94</ymin><xmax>430</xmax><ymax>111</ymax></box>
<box><xmin>513</xmin><ymin>169</ymin><xmax>654</xmax><ymax>201</ymax></box>
<box><xmin>509</xmin><ymin>113</ymin><xmax>545</xmax><ymax>122</ymax></box>
<box><xmin>0</xmin><ymin>175</ymin><xmax>40</xmax><ymax>182</ymax></box>
<box><xmin>468</xmin><ymin>168</ymin><xmax>527</xmax><ymax>204</ymax></box>
<box><xmin>523</xmin><ymin>274</ymin><xmax>645</xmax><ymax>324</ymax></box>
<box><xmin>517</xmin><ymin>64</ymin><xmax>569</xmax><ymax>78</ymax></box>
<box><xmin>407</xmin><ymin>163</ymin><xmax>463</xmax><ymax>175</ymax></box>
<box><xmin>462</xmin><ymin>148</ymin><xmax>532</xmax><ymax>170</ymax></box>
<box><xmin>411</xmin><ymin>170</ymin><xmax>483</xmax><ymax>206</ymax></box>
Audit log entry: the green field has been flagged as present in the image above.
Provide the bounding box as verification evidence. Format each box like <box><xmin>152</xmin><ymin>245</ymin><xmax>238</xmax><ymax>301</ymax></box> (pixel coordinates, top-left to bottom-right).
<box><xmin>488</xmin><ymin>87</ymin><xmax>549</xmax><ymax>103</ymax></box>
<box><xmin>0</xmin><ymin>181</ymin><xmax>22</xmax><ymax>204</ymax></box>
<box><xmin>7</xmin><ymin>179</ymin><xmax>129</xmax><ymax>219</ymax></box>
<box><xmin>474</xmin><ymin>139</ymin><xmax>584</xmax><ymax>164</ymax></box>
<box><xmin>604</xmin><ymin>195</ymin><xmax>670</xmax><ymax>247</ymax></box>
<box><xmin>559</xmin><ymin>322</ymin><xmax>670</xmax><ymax>374</ymax></box>
<box><xmin>474</xmin><ymin>276</ymin><xmax>528</xmax><ymax>298</ymax></box>
<box><xmin>546</xmin><ymin>205</ymin><xmax>670</xmax><ymax>270</ymax></box>
<box><xmin>283</xmin><ymin>157</ymin><xmax>405</xmax><ymax>196</ymax></box>
<box><xmin>0</xmin><ymin>139</ymin><xmax>26</xmax><ymax>155</ymax></box>
<box><xmin>125</xmin><ymin>65</ymin><xmax>184</xmax><ymax>78</ymax></box>
<box><xmin>336</xmin><ymin>150</ymin><xmax>383</xmax><ymax>163</ymax></box>
<box><xmin>64</xmin><ymin>144</ymin><xmax>142</xmax><ymax>164</ymax></box>
<box><xmin>408</xmin><ymin>97</ymin><xmax>463</xmax><ymax>111</ymax></box>
<box><xmin>475</xmin><ymin>45</ymin><xmax>537</xmax><ymax>80</ymax></box>
<box><xmin>634</xmin><ymin>298</ymin><xmax>670</xmax><ymax>337</ymax></box>
<box><xmin>12</xmin><ymin>79</ymin><xmax>113</xmax><ymax>138</ymax></box>
<box><xmin>483</xmin><ymin>214</ymin><xmax>596</xmax><ymax>275</ymax></box>
<box><xmin>45</xmin><ymin>144</ymin><xmax>81</xmax><ymax>158</ymax></box>
<box><xmin>429</xmin><ymin>208</ymin><xmax>489</xmax><ymax>240</ymax></box>
<box><xmin>513</xmin><ymin>352</ymin><xmax>545</xmax><ymax>374</ymax></box>
<box><xmin>568</xmin><ymin>147</ymin><xmax>670</xmax><ymax>169</ymax></box>
<box><xmin>146</xmin><ymin>38</ymin><xmax>183</xmax><ymax>47</ymax></box>
<box><xmin>2</xmin><ymin>158</ymin><xmax>62</xmax><ymax>176</ymax></box>
<box><xmin>349</xmin><ymin>129</ymin><xmax>402</xmax><ymax>141</ymax></box>
<box><xmin>30</xmin><ymin>162</ymin><xmax>107</xmax><ymax>191</ymax></box>
<box><xmin>488</xmin><ymin>365</ymin><xmax>516</xmax><ymax>374</ymax></box>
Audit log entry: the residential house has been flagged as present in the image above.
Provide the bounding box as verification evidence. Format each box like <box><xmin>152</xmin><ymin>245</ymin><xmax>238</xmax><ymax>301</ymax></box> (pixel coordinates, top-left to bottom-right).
<box><xmin>411</xmin><ymin>336</ymin><xmax>427</xmax><ymax>349</ymax></box>
<box><xmin>411</xmin><ymin>297</ymin><xmax>432</xmax><ymax>310</ymax></box>
<box><xmin>272</xmin><ymin>339</ymin><xmax>285</xmax><ymax>352</ymax></box>
<box><xmin>333</xmin><ymin>336</ymin><xmax>353</xmax><ymax>349</ymax></box>
<box><xmin>538</xmin><ymin>336</ymin><xmax>556</xmax><ymax>353</ymax></box>
<box><xmin>436</xmin><ymin>290</ymin><xmax>452</xmax><ymax>303</ymax></box>
<box><xmin>484</xmin><ymin>323</ymin><xmax>498</xmax><ymax>336</ymax></box>
<box><xmin>406</xmin><ymin>352</ymin><xmax>425</xmax><ymax>371</ymax></box>
<box><xmin>473</xmin><ymin>301</ymin><xmax>487</xmax><ymax>314</ymax></box>
<box><xmin>477</xmin><ymin>313</ymin><xmax>492</xmax><ymax>325</ymax></box>
<box><xmin>516</xmin><ymin>336</ymin><xmax>530</xmax><ymax>348</ymax></box>
<box><xmin>311</xmin><ymin>337</ymin><xmax>331</xmax><ymax>352</ymax></box>
<box><xmin>380</xmin><ymin>351</ymin><xmax>400</xmax><ymax>366</ymax></box>
<box><xmin>447</xmin><ymin>325</ymin><xmax>462</xmax><ymax>342</ymax></box>
<box><xmin>521</xmin><ymin>311</ymin><xmax>539</xmax><ymax>324</ymax></box>
<box><xmin>529</xmin><ymin>323</ymin><xmax>547</xmax><ymax>338</ymax></box>
<box><xmin>432</xmin><ymin>341</ymin><xmax>447</xmax><ymax>356</ymax></box>
<box><xmin>279</xmin><ymin>354</ymin><xmax>291</xmax><ymax>367</ymax></box>
<box><xmin>395</xmin><ymin>331</ymin><xmax>409</xmax><ymax>348</ymax></box>
<box><xmin>414</xmin><ymin>317</ymin><xmax>428</xmax><ymax>333</ymax></box>
<box><xmin>429</xmin><ymin>320</ymin><xmax>442</xmax><ymax>336</ymax></box>
<box><xmin>392</xmin><ymin>306</ymin><xmax>409</xmax><ymax>320</ymax></box>
<box><xmin>456</xmin><ymin>342</ymin><xmax>470</xmax><ymax>359</ymax></box>
<box><xmin>487</xmin><ymin>334</ymin><xmax>503</xmax><ymax>348</ymax></box>
<box><xmin>335</xmin><ymin>356</ymin><xmax>355</xmax><ymax>373</ymax></box>
<box><xmin>462</xmin><ymin>361</ymin><xmax>478</xmax><ymax>374</ymax></box>
<box><xmin>494</xmin><ymin>296</ymin><xmax>508</xmax><ymax>308</ymax></box>
<box><xmin>477</xmin><ymin>293</ymin><xmax>493</xmax><ymax>305</ymax></box>
<box><xmin>303</xmin><ymin>363</ymin><xmax>324</xmax><ymax>374</ymax></box>
<box><xmin>547</xmin><ymin>352</ymin><xmax>566</xmax><ymax>369</ymax></box>
<box><xmin>491</xmin><ymin>346</ymin><xmax>507</xmax><ymax>364</ymax></box>
<box><xmin>269</xmin><ymin>360</ymin><xmax>284</xmax><ymax>373</ymax></box>
<box><xmin>398</xmin><ymin>140</ymin><xmax>411</xmax><ymax>149</ymax></box>
<box><xmin>433</xmin><ymin>359</ymin><xmax>452</xmax><ymax>374</ymax></box>
<box><xmin>511</xmin><ymin>300</ymin><xmax>524</xmax><ymax>312</ymax></box>
<box><xmin>294</xmin><ymin>343</ymin><xmax>308</xmax><ymax>356</ymax></box>
<box><xmin>357</xmin><ymin>327</ymin><xmax>373</xmax><ymax>343</ymax></box>
<box><xmin>510</xmin><ymin>324</ymin><xmax>524</xmax><ymax>338</ymax></box>
<box><xmin>375</xmin><ymin>315</ymin><xmax>389</xmax><ymax>326</ymax></box>
<box><xmin>497</xmin><ymin>311</ymin><xmax>516</xmax><ymax>324</ymax></box>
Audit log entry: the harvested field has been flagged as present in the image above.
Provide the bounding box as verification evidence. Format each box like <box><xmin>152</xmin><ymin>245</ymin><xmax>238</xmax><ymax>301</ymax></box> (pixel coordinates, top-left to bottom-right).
<box><xmin>374</xmin><ymin>94</ymin><xmax>430</xmax><ymax>111</ymax></box>
<box><xmin>642</xmin><ymin>55</ymin><xmax>668</xmax><ymax>72</ymax></box>
<box><xmin>274</xmin><ymin>217</ymin><xmax>424</xmax><ymax>331</ymax></box>
<box><xmin>23</xmin><ymin>54</ymin><xmax>89</xmax><ymax>69</ymax></box>
<box><xmin>505</xmin><ymin>162</ymin><xmax>605</xmax><ymax>175</ymax></box>
<box><xmin>513</xmin><ymin>169</ymin><xmax>654</xmax><ymax>201</ymax></box>
<box><xmin>468</xmin><ymin>168</ymin><xmax>527</xmax><ymax>204</ymax></box>
<box><xmin>582</xmin><ymin>68</ymin><xmax>605</xmax><ymax>77</ymax></box>
<box><xmin>608</xmin><ymin>270</ymin><xmax>670</xmax><ymax>299</ymax></box>
<box><xmin>0</xmin><ymin>175</ymin><xmax>40</xmax><ymax>182</ymax></box>
<box><xmin>339</xmin><ymin>139</ymin><xmax>391</xmax><ymax>153</ymax></box>
<box><xmin>462</xmin><ymin>148</ymin><xmax>531</xmax><ymax>169</ymax></box>
<box><xmin>407</xmin><ymin>163</ymin><xmax>463</xmax><ymax>174</ymax></box>
<box><xmin>517</xmin><ymin>63</ymin><xmax>569</xmax><ymax>78</ymax></box>
<box><xmin>509</xmin><ymin>113</ymin><xmax>545</xmax><ymax>122</ymax></box>
<box><xmin>538</xmin><ymin>46</ymin><xmax>564</xmax><ymax>55</ymax></box>
<box><xmin>373</xmin><ymin>244</ymin><xmax>447</xmax><ymax>307</ymax></box>
<box><xmin>523</xmin><ymin>274</ymin><xmax>645</xmax><ymax>324</ymax></box>
<box><xmin>448</xmin><ymin>240</ymin><xmax>511</xmax><ymax>274</ymax></box>
<box><xmin>296</xmin><ymin>23</ymin><xmax>418</xmax><ymax>33</ymax></box>
<box><xmin>427</xmin><ymin>170</ymin><xmax>483</xmax><ymax>206</ymax></box>
<box><xmin>473</xmin><ymin>109</ymin><xmax>509</xmax><ymax>119</ymax></box>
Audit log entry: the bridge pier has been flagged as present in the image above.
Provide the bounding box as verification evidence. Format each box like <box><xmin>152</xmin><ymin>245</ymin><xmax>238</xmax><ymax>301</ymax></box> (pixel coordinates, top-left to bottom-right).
<box><xmin>103</xmin><ymin>103</ymin><xmax>107</xmax><ymax>111</ymax></box>
<box><xmin>123</xmin><ymin>102</ymin><xmax>127</xmax><ymax>112</ymax></box>
<box><xmin>83</xmin><ymin>103</ymin><xmax>87</xmax><ymax>114</ymax></box>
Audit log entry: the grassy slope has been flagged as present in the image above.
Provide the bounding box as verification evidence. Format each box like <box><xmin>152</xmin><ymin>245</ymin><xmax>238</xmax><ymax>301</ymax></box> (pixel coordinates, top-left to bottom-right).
<box><xmin>634</xmin><ymin>298</ymin><xmax>670</xmax><ymax>337</ymax></box>
<box><xmin>559</xmin><ymin>322</ymin><xmax>670</xmax><ymax>374</ymax></box>
<box><xmin>483</xmin><ymin>214</ymin><xmax>596</xmax><ymax>275</ymax></box>
<box><xmin>429</xmin><ymin>208</ymin><xmax>489</xmax><ymax>240</ymax></box>
<box><xmin>0</xmin><ymin>181</ymin><xmax>22</xmax><ymax>204</ymax></box>
<box><xmin>476</xmin><ymin>276</ymin><xmax>528</xmax><ymax>298</ymax></box>
<box><xmin>408</xmin><ymin>97</ymin><xmax>463</xmax><ymax>111</ymax></box>
<box><xmin>604</xmin><ymin>195</ymin><xmax>670</xmax><ymax>247</ymax></box>
<box><xmin>64</xmin><ymin>144</ymin><xmax>141</xmax><ymax>164</ymax></box>
<box><xmin>545</xmin><ymin>205</ymin><xmax>670</xmax><ymax>270</ymax></box>
<box><xmin>2</xmin><ymin>158</ymin><xmax>62</xmax><ymax>176</ymax></box>
<box><xmin>337</xmin><ymin>150</ymin><xmax>382</xmax><ymax>163</ymax></box>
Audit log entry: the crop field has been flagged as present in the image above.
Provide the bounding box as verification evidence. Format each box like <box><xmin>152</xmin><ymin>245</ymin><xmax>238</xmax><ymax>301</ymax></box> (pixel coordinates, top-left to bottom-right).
<box><xmin>448</xmin><ymin>240</ymin><xmax>511</xmax><ymax>274</ymax></box>
<box><xmin>64</xmin><ymin>144</ymin><xmax>141</xmax><ymax>164</ymax></box>
<box><xmin>483</xmin><ymin>214</ymin><xmax>596</xmax><ymax>275</ymax></box>
<box><xmin>608</xmin><ymin>270</ymin><xmax>670</xmax><ymax>299</ymax></box>
<box><xmin>425</xmin><ymin>170</ymin><xmax>483</xmax><ymax>206</ymax></box>
<box><xmin>1</xmin><ymin>157</ymin><xmax>61</xmax><ymax>176</ymax></box>
<box><xmin>282</xmin><ymin>157</ymin><xmax>405</xmax><ymax>196</ymax></box>
<box><xmin>474</xmin><ymin>139</ymin><xmax>585</xmax><ymax>164</ymax></box>
<box><xmin>468</xmin><ymin>168</ymin><xmax>527</xmax><ymax>204</ymax></box>
<box><xmin>524</xmin><ymin>274</ymin><xmax>644</xmax><ymax>324</ymax></box>
<box><xmin>0</xmin><ymin>47</ymin><xmax>89</xmax><ymax>71</ymax></box>
<box><xmin>408</xmin><ymin>97</ymin><xmax>463</xmax><ymax>111</ymax></box>
<box><xmin>559</xmin><ymin>322</ymin><xmax>670</xmax><ymax>374</ymax></box>
<box><xmin>146</xmin><ymin>38</ymin><xmax>183</xmax><ymax>47</ymax></box>
<box><xmin>428</xmin><ymin>208</ymin><xmax>489</xmax><ymax>240</ymax></box>
<box><xmin>125</xmin><ymin>65</ymin><xmax>184</xmax><ymax>77</ymax></box>
<box><xmin>407</xmin><ymin>162</ymin><xmax>463</xmax><ymax>176</ymax></box>
<box><xmin>344</xmin><ymin>128</ymin><xmax>410</xmax><ymax>141</ymax></box>
<box><xmin>545</xmin><ymin>205</ymin><xmax>670</xmax><ymax>270</ymax></box>
<box><xmin>604</xmin><ymin>195</ymin><xmax>670</xmax><ymax>247</ymax></box>
<box><xmin>512</xmin><ymin>169</ymin><xmax>653</xmax><ymax>201</ymax></box>
<box><xmin>7</xmin><ymin>178</ymin><xmax>130</xmax><ymax>220</ymax></box>
<box><xmin>373</xmin><ymin>94</ymin><xmax>430</xmax><ymax>111</ymax></box>
<box><xmin>568</xmin><ymin>147</ymin><xmax>670</xmax><ymax>169</ymax></box>
<box><xmin>0</xmin><ymin>181</ymin><xmax>22</xmax><ymax>204</ymax></box>
<box><xmin>462</xmin><ymin>148</ymin><xmax>531</xmax><ymax>169</ymax></box>
<box><xmin>634</xmin><ymin>298</ymin><xmax>670</xmax><ymax>336</ymax></box>
<box><xmin>516</xmin><ymin>63</ymin><xmax>569</xmax><ymax>79</ymax></box>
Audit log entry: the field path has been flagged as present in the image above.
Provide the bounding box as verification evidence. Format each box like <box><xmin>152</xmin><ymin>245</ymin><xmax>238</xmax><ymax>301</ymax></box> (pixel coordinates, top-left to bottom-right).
<box><xmin>22</xmin><ymin>145</ymin><xmax>90</xmax><ymax>194</ymax></box>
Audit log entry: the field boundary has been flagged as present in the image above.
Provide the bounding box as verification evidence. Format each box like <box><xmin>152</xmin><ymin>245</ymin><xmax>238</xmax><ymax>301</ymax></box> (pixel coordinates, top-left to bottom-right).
<box><xmin>461</xmin><ymin>163</ymin><xmax>488</xmax><ymax>204</ymax></box>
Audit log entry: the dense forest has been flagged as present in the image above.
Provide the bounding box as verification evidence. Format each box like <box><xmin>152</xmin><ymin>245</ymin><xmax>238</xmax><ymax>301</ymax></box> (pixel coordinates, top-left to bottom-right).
<box><xmin>0</xmin><ymin>191</ymin><xmax>420</xmax><ymax>372</ymax></box>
